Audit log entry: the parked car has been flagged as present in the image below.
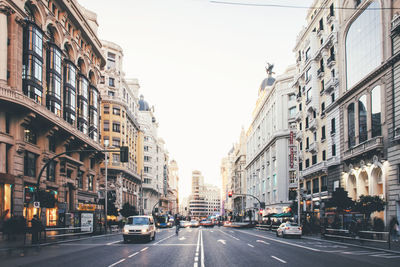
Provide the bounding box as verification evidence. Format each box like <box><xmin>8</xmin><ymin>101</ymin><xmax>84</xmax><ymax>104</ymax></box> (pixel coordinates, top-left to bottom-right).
<box><xmin>200</xmin><ymin>220</ymin><xmax>214</xmax><ymax>227</ymax></box>
<box><xmin>190</xmin><ymin>220</ymin><xmax>200</xmax><ymax>228</ymax></box>
<box><xmin>276</xmin><ymin>222</ymin><xmax>302</xmax><ymax>238</ymax></box>
<box><xmin>123</xmin><ymin>216</ymin><xmax>156</xmax><ymax>242</ymax></box>
<box><xmin>180</xmin><ymin>220</ymin><xmax>191</xmax><ymax>228</ymax></box>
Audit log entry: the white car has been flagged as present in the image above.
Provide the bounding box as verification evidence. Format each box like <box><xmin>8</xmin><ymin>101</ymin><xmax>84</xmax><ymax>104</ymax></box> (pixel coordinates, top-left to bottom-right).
<box><xmin>123</xmin><ymin>216</ymin><xmax>156</xmax><ymax>242</ymax></box>
<box><xmin>276</xmin><ymin>222</ymin><xmax>302</xmax><ymax>238</ymax></box>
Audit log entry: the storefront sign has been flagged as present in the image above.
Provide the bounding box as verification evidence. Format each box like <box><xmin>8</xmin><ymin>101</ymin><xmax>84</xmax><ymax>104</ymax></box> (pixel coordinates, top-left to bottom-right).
<box><xmin>81</xmin><ymin>213</ymin><xmax>93</xmax><ymax>232</ymax></box>
<box><xmin>78</xmin><ymin>203</ymin><xmax>96</xmax><ymax>211</ymax></box>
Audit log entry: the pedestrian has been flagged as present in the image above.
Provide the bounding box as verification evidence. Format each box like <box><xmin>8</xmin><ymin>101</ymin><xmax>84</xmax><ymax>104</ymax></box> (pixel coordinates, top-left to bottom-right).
<box><xmin>31</xmin><ymin>215</ymin><xmax>41</xmax><ymax>244</ymax></box>
<box><xmin>389</xmin><ymin>217</ymin><xmax>399</xmax><ymax>242</ymax></box>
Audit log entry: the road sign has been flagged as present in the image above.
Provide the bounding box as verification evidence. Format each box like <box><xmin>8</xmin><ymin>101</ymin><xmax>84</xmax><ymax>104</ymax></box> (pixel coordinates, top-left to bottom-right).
<box><xmin>34</xmin><ymin>201</ymin><xmax>40</xmax><ymax>208</ymax></box>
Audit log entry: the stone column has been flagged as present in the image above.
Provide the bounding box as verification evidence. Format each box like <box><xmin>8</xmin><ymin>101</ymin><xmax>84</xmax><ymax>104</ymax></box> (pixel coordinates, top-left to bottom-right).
<box><xmin>0</xmin><ymin>8</ymin><xmax>8</xmax><ymax>85</ymax></box>
<box><xmin>0</xmin><ymin>143</ymin><xmax>6</xmax><ymax>173</ymax></box>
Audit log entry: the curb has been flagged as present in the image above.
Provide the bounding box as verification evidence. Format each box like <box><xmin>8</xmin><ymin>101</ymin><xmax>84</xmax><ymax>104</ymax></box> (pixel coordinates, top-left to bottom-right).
<box><xmin>0</xmin><ymin>232</ymin><xmax>121</xmax><ymax>255</ymax></box>
<box><xmin>301</xmin><ymin>235</ymin><xmax>400</xmax><ymax>255</ymax></box>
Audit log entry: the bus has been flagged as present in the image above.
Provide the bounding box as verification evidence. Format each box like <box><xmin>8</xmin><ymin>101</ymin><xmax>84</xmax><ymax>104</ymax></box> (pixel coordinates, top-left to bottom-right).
<box><xmin>155</xmin><ymin>215</ymin><xmax>173</xmax><ymax>228</ymax></box>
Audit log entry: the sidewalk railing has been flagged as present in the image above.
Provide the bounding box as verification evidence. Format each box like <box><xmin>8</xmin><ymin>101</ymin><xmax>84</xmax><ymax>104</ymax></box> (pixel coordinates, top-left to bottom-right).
<box><xmin>255</xmin><ymin>224</ymin><xmax>279</xmax><ymax>232</ymax></box>
<box><xmin>322</xmin><ymin>228</ymin><xmax>391</xmax><ymax>249</ymax></box>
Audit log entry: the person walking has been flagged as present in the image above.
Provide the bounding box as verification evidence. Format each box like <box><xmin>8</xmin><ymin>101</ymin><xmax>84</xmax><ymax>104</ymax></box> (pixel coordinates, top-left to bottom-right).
<box><xmin>389</xmin><ymin>217</ymin><xmax>399</xmax><ymax>242</ymax></box>
<box><xmin>31</xmin><ymin>215</ymin><xmax>42</xmax><ymax>244</ymax></box>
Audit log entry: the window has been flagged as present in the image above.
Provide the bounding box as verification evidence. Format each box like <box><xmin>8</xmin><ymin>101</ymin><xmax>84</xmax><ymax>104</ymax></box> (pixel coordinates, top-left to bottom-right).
<box><xmin>112</xmin><ymin>122</ymin><xmax>120</xmax><ymax>133</ymax></box>
<box><xmin>90</xmin><ymin>87</ymin><xmax>98</xmax><ymax>109</ymax></box>
<box><xmin>144</xmin><ymin>146</ymin><xmax>149</xmax><ymax>152</ymax></box>
<box><xmin>112</xmin><ymin>153</ymin><xmax>120</xmax><ymax>162</ymax></box>
<box><xmin>321</xmin><ymin>102</ymin><xmax>325</xmax><ymax>113</ymax></box>
<box><xmin>306</xmin><ymin>88</ymin><xmax>312</xmax><ymax>102</ymax></box>
<box><xmin>331</xmin><ymin>118</ymin><xmax>336</xmax><ymax>134</ymax></box>
<box><xmin>371</xmin><ymin>86</ymin><xmax>381</xmax><ymax>137</ymax></box>
<box><xmin>100</xmin><ymin>76</ymin><xmax>105</xmax><ymax>84</ymax></box>
<box><xmin>77</xmin><ymin>170</ymin><xmax>83</xmax><ymax>189</ymax></box>
<box><xmin>48</xmin><ymin>135</ymin><xmax>56</xmax><ymax>152</ymax></box>
<box><xmin>313</xmin><ymin>131</ymin><xmax>317</xmax><ymax>141</ymax></box>
<box><xmin>358</xmin><ymin>95</ymin><xmax>368</xmax><ymax>143</ymax></box>
<box><xmin>332</xmin><ymin>144</ymin><xmax>336</xmax><ymax>156</ymax></box>
<box><xmin>312</xmin><ymin>154</ymin><xmax>317</xmax><ymax>165</ymax></box>
<box><xmin>108</xmin><ymin>90</ymin><xmax>114</xmax><ymax>97</ymax></box>
<box><xmin>103</xmin><ymin>105</ymin><xmax>109</xmax><ymax>114</ymax></box>
<box><xmin>144</xmin><ymin>156</ymin><xmax>151</xmax><ymax>162</ymax></box>
<box><xmin>299</xmin><ymin>141</ymin><xmax>303</xmax><ymax>151</ymax></box>
<box><xmin>112</xmin><ymin>138</ymin><xmax>120</xmax><ymax>147</ymax></box>
<box><xmin>289</xmin><ymin>94</ymin><xmax>296</xmax><ymax>101</ymax></box>
<box><xmin>88</xmin><ymin>175</ymin><xmax>93</xmax><ymax>191</ymax></box>
<box><xmin>299</xmin><ymin>162</ymin><xmax>303</xmax><ymax>171</ymax></box>
<box><xmin>112</xmin><ymin>107</ymin><xmax>121</xmax><ymax>115</ymax></box>
<box><xmin>319</xmin><ymin>18</ymin><xmax>324</xmax><ymax>31</ymax></box>
<box><xmin>346</xmin><ymin>1</ymin><xmax>382</xmax><ymax>89</ymax></box>
<box><xmin>321</xmin><ymin>175</ymin><xmax>328</xmax><ymax>191</ymax></box>
<box><xmin>348</xmin><ymin>103</ymin><xmax>356</xmax><ymax>148</ymax></box>
<box><xmin>306</xmin><ymin>137</ymin><xmax>309</xmax><ymax>149</ymax></box>
<box><xmin>107</xmin><ymin>52</ymin><xmax>116</xmax><ymax>69</ymax></box>
<box><xmin>90</xmin><ymin>158</ymin><xmax>95</xmax><ymax>169</ymax></box>
<box><xmin>47</xmin><ymin>161</ymin><xmax>56</xmax><ymax>181</ymax></box>
<box><xmin>144</xmin><ymin>166</ymin><xmax>151</xmax><ymax>173</ymax></box>
<box><xmin>306</xmin><ymin>159</ymin><xmax>310</xmax><ymax>168</ymax></box>
<box><xmin>24</xmin><ymin>151</ymin><xmax>37</xmax><ymax>177</ymax></box>
<box><xmin>273</xmin><ymin>174</ymin><xmax>277</xmax><ymax>187</ymax></box>
<box><xmin>306</xmin><ymin>180</ymin><xmax>311</xmax><ymax>194</ymax></box>
<box><xmin>289</xmin><ymin>107</ymin><xmax>296</xmax><ymax>118</ymax></box>
<box><xmin>306</xmin><ymin>68</ymin><xmax>312</xmax><ymax>82</ymax></box>
<box><xmin>305</xmin><ymin>47</ymin><xmax>311</xmax><ymax>61</ymax></box>
<box><xmin>331</xmin><ymin>93</ymin><xmax>335</xmax><ymax>103</ymax></box>
<box><xmin>24</xmin><ymin>127</ymin><xmax>37</xmax><ymax>144</ymax></box>
<box><xmin>103</xmin><ymin>120</ymin><xmax>109</xmax><ymax>131</ymax></box>
<box><xmin>109</xmin><ymin>77</ymin><xmax>115</xmax><ymax>87</ymax></box>
<box><xmin>313</xmin><ymin>178</ymin><xmax>319</xmax><ymax>193</ymax></box>
<box><xmin>299</xmin><ymin>122</ymin><xmax>303</xmax><ymax>131</ymax></box>
<box><xmin>329</xmin><ymin>3</ymin><xmax>334</xmax><ymax>16</ymax></box>
<box><xmin>299</xmin><ymin>103</ymin><xmax>302</xmax><ymax>111</ymax></box>
<box><xmin>322</xmin><ymin>150</ymin><xmax>326</xmax><ymax>161</ymax></box>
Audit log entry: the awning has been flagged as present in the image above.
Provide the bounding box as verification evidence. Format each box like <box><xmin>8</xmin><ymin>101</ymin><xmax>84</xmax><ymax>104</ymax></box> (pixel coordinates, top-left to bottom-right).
<box><xmin>271</xmin><ymin>212</ymin><xmax>293</xmax><ymax>218</ymax></box>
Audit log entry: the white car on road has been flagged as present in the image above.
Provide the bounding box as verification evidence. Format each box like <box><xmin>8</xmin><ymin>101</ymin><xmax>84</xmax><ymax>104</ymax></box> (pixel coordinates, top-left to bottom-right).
<box><xmin>276</xmin><ymin>222</ymin><xmax>302</xmax><ymax>238</ymax></box>
<box><xmin>123</xmin><ymin>215</ymin><xmax>156</xmax><ymax>242</ymax></box>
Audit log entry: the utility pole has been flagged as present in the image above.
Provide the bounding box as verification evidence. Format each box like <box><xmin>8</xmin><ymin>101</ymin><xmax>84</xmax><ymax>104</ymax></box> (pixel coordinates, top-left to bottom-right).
<box><xmin>104</xmin><ymin>141</ymin><xmax>108</xmax><ymax>234</ymax></box>
<box><xmin>140</xmin><ymin>170</ymin><xmax>143</xmax><ymax>215</ymax></box>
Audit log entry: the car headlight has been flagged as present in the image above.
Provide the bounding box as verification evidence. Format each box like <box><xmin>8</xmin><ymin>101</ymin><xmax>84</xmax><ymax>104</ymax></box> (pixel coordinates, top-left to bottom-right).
<box><xmin>141</xmin><ymin>229</ymin><xmax>148</xmax><ymax>233</ymax></box>
<box><xmin>124</xmin><ymin>229</ymin><xmax>129</xmax><ymax>233</ymax></box>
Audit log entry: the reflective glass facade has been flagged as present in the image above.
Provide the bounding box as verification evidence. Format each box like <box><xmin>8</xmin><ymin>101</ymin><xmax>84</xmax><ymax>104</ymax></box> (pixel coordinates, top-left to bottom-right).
<box><xmin>346</xmin><ymin>1</ymin><xmax>382</xmax><ymax>89</ymax></box>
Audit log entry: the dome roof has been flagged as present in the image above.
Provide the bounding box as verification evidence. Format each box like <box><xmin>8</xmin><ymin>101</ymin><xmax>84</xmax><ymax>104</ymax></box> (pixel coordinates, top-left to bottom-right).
<box><xmin>259</xmin><ymin>76</ymin><xmax>275</xmax><ymax>91</ymax></box>
<box><xmin>139</xmin><ymin>95</ymin><xmax>150</xmax><ymax>111</ymax></box>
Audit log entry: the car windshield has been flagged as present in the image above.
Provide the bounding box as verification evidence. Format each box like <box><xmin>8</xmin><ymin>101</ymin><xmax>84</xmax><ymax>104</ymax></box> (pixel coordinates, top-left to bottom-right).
<box><xmin>128</xmin><ymin>217</ymin><xmax>149</xmax><ymax>225</ymax></box>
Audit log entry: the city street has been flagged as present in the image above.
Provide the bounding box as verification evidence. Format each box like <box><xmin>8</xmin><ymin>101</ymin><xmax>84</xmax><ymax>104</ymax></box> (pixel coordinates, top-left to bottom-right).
<box><xmin>2</xmin><ymin>227</ymin><xmax>400</xmax><ymax>267</ymax></box>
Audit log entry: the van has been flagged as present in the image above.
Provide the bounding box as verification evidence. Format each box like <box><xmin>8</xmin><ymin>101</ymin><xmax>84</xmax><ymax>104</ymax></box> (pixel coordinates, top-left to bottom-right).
<box><xmin>123</xmin><ymin>215</ymin><xmax>156</xmax><ymax>242</ymax></box>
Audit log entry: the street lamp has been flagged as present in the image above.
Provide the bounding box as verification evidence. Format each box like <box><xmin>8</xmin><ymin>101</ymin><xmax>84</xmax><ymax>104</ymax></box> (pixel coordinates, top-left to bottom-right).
<box><xmin>104</xmin><ymin>139</ymin><xmax>109</xmax><ymax>233</ymax></box>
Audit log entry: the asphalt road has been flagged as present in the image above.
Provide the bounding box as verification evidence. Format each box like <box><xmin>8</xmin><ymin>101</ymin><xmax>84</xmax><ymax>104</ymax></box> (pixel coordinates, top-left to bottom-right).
<box><xmin>2</xmin><ymin>226</ymin><xmax>400</xmax><ymax>267</ymax></box>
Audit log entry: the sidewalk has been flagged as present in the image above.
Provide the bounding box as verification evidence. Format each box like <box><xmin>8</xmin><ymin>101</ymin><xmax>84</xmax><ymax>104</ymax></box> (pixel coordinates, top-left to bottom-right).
<box><xmin>0</xmin><ymin>231</ymin><xmax>120</xmax><ymax>258</ymax></box>
<box><xmin>302</xmin><ymin>232</ymin><xmax>400</xmax><ymax>253</ymax></box>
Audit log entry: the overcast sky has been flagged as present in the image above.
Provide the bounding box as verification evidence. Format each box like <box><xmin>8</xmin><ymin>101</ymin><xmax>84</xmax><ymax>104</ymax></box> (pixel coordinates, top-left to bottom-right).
<box><xmin>79</xmin><ymin>0</ymin><xmax>313</xmax><ymax>198</ymax></box>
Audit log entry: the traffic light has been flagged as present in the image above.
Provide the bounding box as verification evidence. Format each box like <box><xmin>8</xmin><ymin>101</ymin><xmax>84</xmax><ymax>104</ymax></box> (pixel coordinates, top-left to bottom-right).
<box><xmin>120</xmin><ymin>146</ymin><xmax>129</xmax><ymax>162</ymax></box>
<box><xmin>228</xmin><ymin>191</ymin><xmax>233</xmax><ymax>198</ymax></box>
<box><xmin>259</xmin><ymin>209</ymin><xmax>264</xmax><ymax>215</ymax></box>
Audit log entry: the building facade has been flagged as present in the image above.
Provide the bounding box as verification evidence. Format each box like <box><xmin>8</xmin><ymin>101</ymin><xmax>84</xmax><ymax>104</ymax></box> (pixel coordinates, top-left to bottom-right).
<box><xmin>203</xmin><ymin>184</ymin><xmax>221</xmax><ymax>217</ymax></box>
<box><xmin>0</xmin><ymin>0</ymin><xmax>106</xmax><ymax>227</ymax></box>
<box><xmin>98</xmin><ymin>40</ymin><xmax>141</xmax><ymax>217</ymax></box>
<box><xmin>232</xmin><ymin>128</ymin><xmax>247</xmax><ymax>218</ymax></box>
<box><xmin>245</xmin><ymin>65</ymin><xmax>295</xmax><ymax>216</ymax></box>
<box><xmin>338</xmin><ymin>0</ymin><xmax>393</xmax><ymax>224</ymax></box>
<box><xmin>293</xmin><ymin>0</ymin><xmax>341</xmax><ymax>217</ymax></box>
<box><xmin>167</xmin><ymin>159</ymin><xmax>179</xmax><ymax>215</ymax></box>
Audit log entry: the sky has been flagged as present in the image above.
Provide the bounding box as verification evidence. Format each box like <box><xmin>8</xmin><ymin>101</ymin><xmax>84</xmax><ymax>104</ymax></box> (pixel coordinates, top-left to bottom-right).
<box><xmin>79</xmin><ymin>0</ymin><xmax>313</xmax><ymax>199</ymax></box>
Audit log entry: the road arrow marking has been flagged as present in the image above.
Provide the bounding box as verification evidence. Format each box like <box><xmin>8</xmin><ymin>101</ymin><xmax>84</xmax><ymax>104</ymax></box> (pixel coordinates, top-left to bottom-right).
<box><xmin>256</xmin><ymin>240</ymin><xmax>270</xmax><ymax>245</ymax></box>
<box><xmin>217</xmin><ymin>239</ymin><xmax>226</xmax><ymax>245</ymax></box>
<box><xmin>179</xmin><ymin>236</ymin><xmax>186</xmax><ymax>241</ymax></box>
<box><xmin>248</xmin><ymin>244</ymin><xmax>254</xmax><ymax>248</ymax></box>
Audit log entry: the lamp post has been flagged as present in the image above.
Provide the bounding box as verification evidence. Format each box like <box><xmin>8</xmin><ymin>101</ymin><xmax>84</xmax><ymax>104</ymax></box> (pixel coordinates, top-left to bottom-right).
<box><xmin>104</xmin><ymin>140</ymin><xmax>109</xmax><ymax>234</ymax></box>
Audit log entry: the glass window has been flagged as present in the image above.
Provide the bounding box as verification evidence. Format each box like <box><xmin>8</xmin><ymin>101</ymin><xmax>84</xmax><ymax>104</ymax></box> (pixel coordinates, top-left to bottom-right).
<box><xmin>90</xmin><ymin>87</ymin><xmax>98</xmax><ymax>109</ymax></box>
<box><xmin>88</xmin><ymin>175</ymin><xmax>93</xmax><ymax>191</ymax></box>
<box><xmin>65</xmin><ymin>62</ymin><xmax>76</xmax><ymax>88</ymax></box>
<box><xmin>24</xmin><ymin>127</ymin><xmax>37</xmax><ymax>144</ymax></box>
<box><xmin>77</xmin><ymin>171</ymin><xmax>83</xmax><ymax>189</ymax></box>
<box><xmin>47</xmin><ymin>161</ymin><xmax>56</xmax><ymax>181</ymax></box>
<box><xmin>348</xmin><ymin>103</ymin><xmax>355</xmax><ymax>148</ymax></box>
<box><xmin>358</xmin><ymin>95</ymin><xmax>368</xmax><ymax>143</ymax></box>
<box><xmin>90</xmin><ymin>109</ymin><xmax>98</xmax><ymax>128</ymax></box>
<box><xmin>289</xmin><ymin>107</ymin><xmax>296</xmax><ymax>118</ymax></box>
<box><xmin>307</xmin><ymin>88</ymin><xmax>312</xmax><ymax>101</ymax></box>
<box><xmin>346</xmin><ymin>2</ymin><xmax>382</xmax><ymax>89</ymax></box>
<box><xmin>371</xmin><ymin>86</ymin><xmax>381</xmax><ymax>137</ymax></box>
<box><xmin>24</xmin><ymin>151</ymin><xmax>37</xmax><ymax>177</ymax></box>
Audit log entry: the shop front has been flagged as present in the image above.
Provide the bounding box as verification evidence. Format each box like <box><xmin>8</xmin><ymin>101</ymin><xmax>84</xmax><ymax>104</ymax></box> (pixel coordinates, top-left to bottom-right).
<box><xmin>0</xmin><ymin>182</ymin><xmax>12</xmax><ymax>221</ymax></box>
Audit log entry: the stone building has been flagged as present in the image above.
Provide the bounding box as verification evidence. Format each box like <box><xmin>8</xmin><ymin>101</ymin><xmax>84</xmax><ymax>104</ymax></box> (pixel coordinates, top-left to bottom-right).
<box><xmin>245</xmin><ymin>65</ymin><xmax>295</xmax><ymax>216</ymax></box>
<box><xmin>232</xmin><ymin>128</ymin><xmax>247</xmax><ymax>218</ymax></box>
<box><xmin>98</xmin><ymin>40</ymin><xmax>142</xmax><ymax>217</ymax></box>
<box><xmin>0</xmin><ymin>0</ymin><xmax>105</xmax><ymax>227</ymax></box>
<box><xmin>293</xmin><ymin>0</ymin><xmax>341</xmax><ymax>216</ymax></box>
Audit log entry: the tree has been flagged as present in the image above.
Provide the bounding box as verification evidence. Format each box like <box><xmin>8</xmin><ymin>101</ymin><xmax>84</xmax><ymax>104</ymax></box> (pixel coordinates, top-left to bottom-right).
<box><xmin>354</xmin><ymin>195</ymin><xmax>387</xmax><ymax>221</ymax></box>
<box><xmin>119</xmin><ymin>202</ymin><xmax>138</xmax><ymax>218</ymax></box>
<box><xmin>326</xmin><ymin>187</ymin><xmax>355</xmax><ymax>213</ymax></box>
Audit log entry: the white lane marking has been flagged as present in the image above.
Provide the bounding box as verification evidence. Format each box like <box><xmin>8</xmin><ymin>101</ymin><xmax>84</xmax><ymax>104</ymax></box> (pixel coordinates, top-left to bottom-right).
<box><xmin>128</xmin><ymin>252</ymin><xmax>139</xmax><ymax>258</ymax></box>
<box><xmin>271</xmin><ymin>256</ymin><xmax>287</xmax><ymax>263</ymax></box>
<box><xmin>194</xmin><ymin>263</ymin><xmax>198</xmax><ymax>267</ymax></box>
<box><xmin>200</xmin><ymin>230</ymin><xmax>205</xmax><ymax>267</ymax></box>
<box><xmin>108</xmin><ymin>259</ymin><xmax>126</xmax><ymax>267</ymax></box>
<box><xmin>256</xmin><ymin>240</ymin><xmax>270</xmax><ymax>245</ymax></box>
<box><xmin>179</xmin><ymin>236</ymin><xmax>186</xmax><ymax>241</ymax></box>
<box><xmin>218</xmin><ymin>229</ymin><xmax>240</xmax><ymax>240</ymax></box>
<box><xmin>237</xmin><ymin>230</ymin><xmax>320</xmax><ymax>252</ymax></box>
<box><xmin>107</xmin><ymin>240</ymin><xmax>121</xmax><ymax>245</ymax></box>
<box><xmin>154</xmin><ymin>244</ymin><xmax>197</xmax><ymax>246</ymax></box>
<box><xmin>370</xmin><ymin>253</ymin><xmax>398</xmax><ymax>258</ymax></box>
<box><xmin>342</xmin><ymin>251</ymin><xmax>374</xmax><ymax>255</ymax></box>
<box><xmin>376</xmin><ymin>255</ymin><xmax>400</xmax><ymax>258</ymax></box>
<box><xmin>153</xmin><ymin>234</ymin><xmax>174</xmax><ymax>245</ymax></box>
<box><xmin>217</xmin><ymin>239</ymin><xmax>226</xmax><ymax>245</ymax></box>
<box><xmin>247</xmin><ymin>244</ymin><xmax>254</xmax><ymax>248</ymax></box>
<box><xmin>196</xmin><ymin>230</ymin><xmax>201</xmax><ymax>253</ymax></box>
<box><xmin>194</xmin><ymin>257</ymin><xmax>199</xmax><ymax>261</ymax></box>
<box><xmin>140</xmin><ymin>247</ymin><xmax>149</xmax><ymax>252</ymax></box>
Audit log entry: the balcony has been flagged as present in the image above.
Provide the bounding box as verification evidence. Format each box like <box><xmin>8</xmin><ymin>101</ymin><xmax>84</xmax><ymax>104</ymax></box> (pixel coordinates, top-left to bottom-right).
<box><xmin>317</xmin><ymin>68</ymin><xmax>324</xmax><ymax>79</ymax></box>
<box><xmin>295</xmin><ymin>130</ymin><xmax>303</xmax><ymax>141</ymax></box>
<box><xmin>296</xmin><ymin>91</ymin><xmax>302</xmax><ymax>102</ymax></box>
<box><xmin>308</xmin><ymin>141</ymin><xmax>318</xmax><ymax>153</ymax></box>
<box><xmin>327</xmin><ymin>13</ymin><xmax>335</xmax><ymax>24</ymax></box>
<box><xmin>309</xmin><ymin>119</ymin><xmax>318</xmax><ymax>131</ymax></box>
<box><xmin>294</xmin><ymin>111</ymin><xmax>302</xmax><ymax>122</ymax></box>
<box><xmin>327</xmin><ymin>55</ymin><xmax>336</xmax><ymax>68</ymax></box>
<box><xmin>324</xmin><ymin>77</ymin><xmax>339</xmax><ymax>94</ymax></box>
<box><xmin>302</xmin><ymin>160</ymin><xmax>327</xmax><ymax>178</ymax></box>
<box><xmin>343</xmin><ymin>136</ymin><xmax>384</xmax><ymax>161</ymax></box>
<box><xmin>326</xmin><ymin>156</ymin><xmax>340</xmax><ymax>167</ymax></box>
<box><xmin>317</xmin><ymin>27</ymin><xmax>324</xmax><ymax>37</ymax></box>
<box><xmin>392</xmin><ymin>14</ymin><xmax>400</xmax><ymax>33</ymax></box>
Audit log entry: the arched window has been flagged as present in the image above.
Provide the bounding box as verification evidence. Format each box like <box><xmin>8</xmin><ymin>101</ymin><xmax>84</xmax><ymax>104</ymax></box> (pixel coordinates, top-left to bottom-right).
<box><xmin>348</xmin><ymin>103</ymin><xmax>355</xmax><ymax>148</ymax></box>
<box><xmin>358</xmin><ymin>95</ymin><xmax>367</xmax><ymax>143</ymax></box>
<box><xmin>346</xmin><ymin>1</ymin><xmax>382</xmax><ymax>89</ymax></box>
<box><xmin>371</xmin><ymin>86</ymin><xmax>381</xmax><ymax>137</ymax></box>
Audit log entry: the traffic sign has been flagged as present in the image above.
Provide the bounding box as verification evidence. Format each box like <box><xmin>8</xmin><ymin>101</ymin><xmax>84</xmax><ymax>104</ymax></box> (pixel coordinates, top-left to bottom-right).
<box><xmin>34</xmin><ymin>201</ymin><xmax>40</xmax><ymax>208</ymax></box>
